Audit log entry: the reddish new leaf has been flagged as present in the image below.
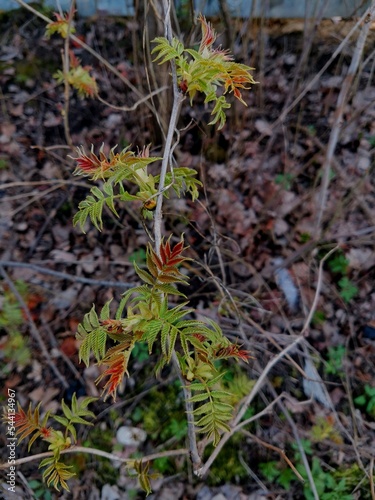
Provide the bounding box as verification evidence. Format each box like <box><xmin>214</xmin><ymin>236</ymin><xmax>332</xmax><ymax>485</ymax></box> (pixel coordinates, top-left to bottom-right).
<box><xmin>213</xmin><ymin>343</ymin><xmax>252</xmax><ymax>363</ymax></box>
<box><xmin>96</xmin><ymin>344</ymin><xmax>134</xmax><ymax>401</ymax></box>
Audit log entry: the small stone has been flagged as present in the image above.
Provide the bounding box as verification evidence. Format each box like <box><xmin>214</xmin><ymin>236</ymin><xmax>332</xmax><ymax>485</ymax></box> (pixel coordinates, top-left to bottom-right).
<box><xmin>116</xmin><ymin>426</ymin><xmax>147</xmax><ymax>447</ymax></box>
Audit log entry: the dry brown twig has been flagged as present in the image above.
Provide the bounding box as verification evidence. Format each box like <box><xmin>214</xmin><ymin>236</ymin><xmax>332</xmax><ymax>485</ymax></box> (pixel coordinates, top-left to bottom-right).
<box><xmin>272</xmin><ymin>387</ymin><xmax>320</xmax><ymax>499</ymax></box>
<box><xmin>0</xmin><ymin>260</ymin><xmax>133</xmax><ymax>289</ymax></box>
<box><xmin>315</xmin><ymin>2</ymin><xmax>375</xmax><ymax>237</ymax></box>
<box><xmin>272</xmin><ymin>6</ymin><xmax>374</xmax><ymax>132</ymax></box>
<box><xmin>0</xmin><ymin>179</ymin><xmax>91</xmax><ymax>191</ymax></box>
<box><xmin>96</xmin><ymin>87</ymin><xmax>168</xmax><ymax>112</ymax></box>
<box><xmin>196</xmin><ymin>243</ymin><xmax>339</xmax><ymax>479</ymax></box>
<box><xmin>241</xmin><ymin>430</ymin><xmax>304</xmax><ymax>483</ymax></box>
<box><xmin>196</xmin><ymin>335</ymin><xmax>305</xmax><ymax>478</ymax></box>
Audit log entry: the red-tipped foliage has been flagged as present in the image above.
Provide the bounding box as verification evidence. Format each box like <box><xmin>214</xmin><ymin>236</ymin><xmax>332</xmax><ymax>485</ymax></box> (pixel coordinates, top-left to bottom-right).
<box><xmin>213</xmin><ymin>343</ymin><xmax>252</xmax><ymax>363</ymax></box>
<box><xmin>14</xmin><ymin>403</ymin><xmax>52</xmax><ymax>448</ymax></box>
<box><xmin>100</xmin><ymin>319</ymin><xmax>124</xmax><ymax>335</ymax></box>
<box><xmin>96</xmin><ymin>346</ymin><xmax>133</xmax><ymax>401</ymax></box>
<box><xmin>147</xmin><ymin>235</ymin><xmax>191</xmax><ymax>285</ymax></box>
<box><xmin>192</xmin><ymin>333</ymin><xmax>206</xmax><ymax>343</ymax></box>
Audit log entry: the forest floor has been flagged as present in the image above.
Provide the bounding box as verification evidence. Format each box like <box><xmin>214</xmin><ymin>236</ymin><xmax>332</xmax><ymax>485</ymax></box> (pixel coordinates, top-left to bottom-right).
<box><xmin>0</xmin><ymin>6</ymin><xmax>375</xmax><ymax>500</ymax></box>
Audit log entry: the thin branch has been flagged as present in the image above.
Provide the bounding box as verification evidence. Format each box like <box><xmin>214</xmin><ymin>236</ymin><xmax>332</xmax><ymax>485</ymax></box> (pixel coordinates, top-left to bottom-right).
<box><xmin>266</xmin><ymin>6</ymin><xmax>373</xmax><ymax>135</ymax></box>
<box><xmin>153</xmin><ymin>0</ymin><xmax>184</xmax><ymax>253</ymax></box>
<box><xmin>314</xmin><ymin>4</ymin><xmax>375</xmax><ymax>236</ymax></box>
<box><xmin>5</xmin><ymin>185</ymin><xmax>67</xmax><ymax>217</ymax></box>
<box><xmin>171</xmin><ymin>351</ymin><xmax>201</xmax><ymax>471</ymax></box>
<box><xmin>153</xmin><ymin>0</ymin><xmax>200</xmax><ymax>473</ymax></box>
<box><xmin>0</xmin><ymin>446</ymin><xmax>188</xmax><ymax>470</ymax></box>
<box><xmin>0</xmin><ymin>179</ymin><xmax>91</xmax><ymax>190</ymax></box>
<box><xmin>231</xmin><ymin>392</ymin><xmax>286</xmax><ymax>434</ymax></box>
<box><xmin>236</xmin><ymin>337</ymin><xmax>305</xmax><ymax>428</ymax></box>
<box><xmin>42</xmin><ymin>318</ymin><xmax>86</xmax><ymax>384</ymax></box>
<box><xmin>241</xmin><ymin>430</ymin><xmax>304</xmax><ymax>483</ymax></box>
<box><xmin>198</xmin><ymin>243</ymin><xmax>337</xmax><ymax>478</ymax></box>
<box><xmin>274</xmin><ymin>391</ymin><xmax>320</xmax><ymax>499</ymax></box>
<box><xmin>0</xmin><ymin>266</ymin><xmax>69</xmax><ymax>389</ymax></box>
<box><xmin>96</xmin><ymin>86</ymin><xmax>168</xmax><ymax>112</ymax></box>
<box><xmin>235</xmin><ymin>246</ymin><xmax>339</xmax><ymax>421</ymax></box>
<box><xmin>0</xmin><ymin>261</ymin><xmax>133</xmax><ymax>289</ymax></box>
<box><xmin>238</xmin><ymin>454</ymin><xmax>268</xmax><ymax>491</ymax></box>
<box><xmin>196</xmin><ymin>336</ymin><xmax>304</xmax><ymax>478</ymax></box>
<box><xmin>26</xmin><ymin>195</ymin><xmax>67</xmax><ymax>259</ymax></box>
<box><xmin>301</xmin><ymin>245</ymin><xmax>339</xmax><ymax>335</ymax></box>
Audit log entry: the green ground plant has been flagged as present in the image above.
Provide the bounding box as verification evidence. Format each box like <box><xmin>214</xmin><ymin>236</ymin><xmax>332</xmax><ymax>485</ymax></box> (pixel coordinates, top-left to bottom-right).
<box><xmin>275</xmin><ymin>172</ymin><xmax>294</xmax><ymax>190</ymax></box>
<box><xmin>260</xmin><ymin>439</ymin><xmax>370</xmax><ymax>499</ymax></box>
<box><xmin>0</xmin><ymin>159</ymin><xmax>8</xmax><ymax>170</ymax></box>
<box><xmin>354</xmin><ymin>384</ymin><xmax>375</xmax><ymax>418</ymax></box>
<box><xmin>324</xmin><ymin>345</ymin><xmax>346</xmax><ymax>377</ymax></box>
<box><xmin>327</xmin><ymin>250</ymin><xmax>358</xmax><ymax>304</ymax></box>
<box><xmin>28</xmin><ymin>479</ymin><xmax>53</xmax><ymax>500</ymax></box>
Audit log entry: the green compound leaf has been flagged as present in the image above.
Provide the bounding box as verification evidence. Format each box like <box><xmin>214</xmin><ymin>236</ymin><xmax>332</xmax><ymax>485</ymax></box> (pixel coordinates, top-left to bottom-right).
<box><xmin>338</xmin><ymin>277</ymin><xmax>358</xmax><ymax>303</ymax></box>
<box><xmin>76</xmin><ymin>304</ymin><xmax>110</xmax><ymax>365</ymax></box>
<box><xmin>152</xmin><ymin>37</ymin><xmax>184</xmax><ymax>64</ymax></box>
<box><xmin>73</xmin><ymin>185</ymin><xmax>120</xmax><ymax>232</ymax></box>
<box><xmin>189</xmin><ymin>373</ymin><xmax>234</xmax><ymax>446</ymax></box>
<box><xmin>208</xmin><ymin>95</ymin><xmax>231</xmax><ymax>130</ymax></box>
<box><xmin>53</xmin><ymin>393</ymin><xmax>96</xmax><ymax>442</ymax></box>
<box><xmin>40</xmin><ymin>459</ymin><xmax>75</xmax><ymax>492</ymax></box>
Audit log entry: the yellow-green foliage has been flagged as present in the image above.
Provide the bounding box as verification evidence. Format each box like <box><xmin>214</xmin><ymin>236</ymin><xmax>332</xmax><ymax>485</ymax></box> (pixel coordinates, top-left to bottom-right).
<box><xmin>152</xmin><ymin>15</ymin><xmax>256</xmax><ymax>129</ymax></box>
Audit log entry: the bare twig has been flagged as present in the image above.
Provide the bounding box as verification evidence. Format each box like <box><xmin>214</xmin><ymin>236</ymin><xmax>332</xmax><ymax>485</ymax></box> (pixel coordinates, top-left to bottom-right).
<box><xmin>0</xmin><ymin>261</ymin><xmax>133</xmax><ymax>289</ymax></box>
<box><xmin>218</xmin><ymin>0</ymin><xmax>233</xmax><ymax>50</ymax></box>
<box><xmin>232</xmin><ymin>392</ymin><xmax>286</xmax><ymax>433</ymax></box>
<box><xmin>235</xmin><ymin>337</ymin><xmax>305</xmax><ymax>429</ymax></box>
<box><xmin>198</xmin><ymin>242</ymin><xmax>339</xmax><ymax>478</ymax></box>
<box><xmin>171</xmin><ymin>352</ymin><xmax>201</xmax><ymax>470</ymax></box>
<box><xmin>241</xmin><ymin>430</ymin><xmax>304</xmax><ymax>483</ymax></box>
<box><xmin>153</xmin><ymin>0</ymin><xmax>184</xmax><ymax>252</ymax></box>
<box><xmin>0</xmin><ymin>266</ymin><xmax>69</xmax><ymax>389</ymax></box>
<box><xmin>153</xmin><ymin>90</ymin><xmax>183</xmax><ymax>250</ymax></box>
<box><xmin>42</xmin><ymin>319</ymin><xmax>86</xmax><ymax>384</ymax></box>
<box><xmin>238</xmin><ymin>454</ymin><xmax>268</xmax><ymax>491</ymax></box>
<box><xmin>0</xmin><ymin>446</ymin><xmax>188</xmax><ymax>470</ymax></box>
<box><xmin>267</xmin><ymin>7</ymin><xmax>373</xmax><ymax>134</ymax></box>
<box><xmin>315</xmin><ymin>3</ymin><xmax>375</xmax><ymax>236</ymax></box>
<box><xmin>26</xmin><ymin>195</ymin><xmax>68</xmax><ymax>259</ymax></box>
<box><xmin>0</xmin><ymin>179</ymin><xmax>91</xmax><ymax>190</ymax></box>
<box><xmin>196</xmin><ymin>336</ymin><xmax>304</xmax><ymax>478</ymax></box>
<box><xmin>5</xmin><ymin>185</ymin><xmax>67</xmax><ymax>217</ymax></box>
<box><xmin>96</xmin><ymin>86</ymin><xmax>168</xmax><ymax>112</ymax></box>
<box><xmin>301</xmin><ymin>246</ymin><xmax>339</xmax><ymax>335</ymax></box>
<box><xmin>274</xmin><ymin>391</ymin><xmax>320</xmax><ymax>499</ymax></box>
